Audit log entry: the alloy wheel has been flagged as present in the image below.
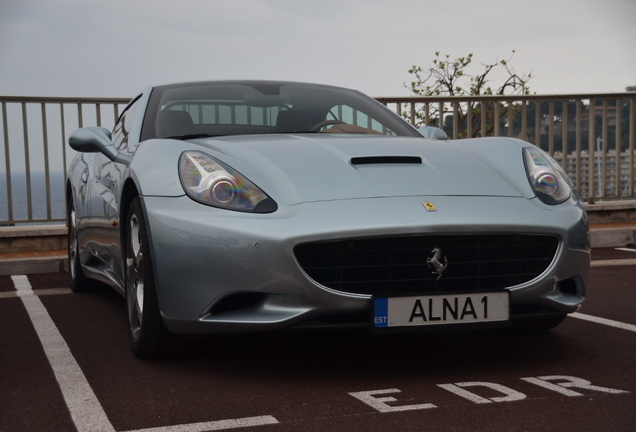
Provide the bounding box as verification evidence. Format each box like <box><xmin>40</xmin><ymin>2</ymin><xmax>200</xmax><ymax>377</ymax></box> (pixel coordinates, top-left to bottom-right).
<box><xmin>126</xmin><ymin>213</ymin><xmax>145</xmax><ymax>343</ymax></box>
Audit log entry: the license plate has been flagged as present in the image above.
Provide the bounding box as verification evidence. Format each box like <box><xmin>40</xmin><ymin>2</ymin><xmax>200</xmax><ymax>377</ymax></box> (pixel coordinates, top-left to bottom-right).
<box><xmin>373</xmin><ymin>292</ymin><xmax>509</xmax><ymax>328</ymax></box>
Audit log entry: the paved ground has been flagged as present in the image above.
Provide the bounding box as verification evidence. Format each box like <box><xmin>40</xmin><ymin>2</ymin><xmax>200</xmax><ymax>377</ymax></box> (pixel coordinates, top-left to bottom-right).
<box><xmin>0</xmin><ymin>248</ymin><xmax>635</xmax><ymax>432</ymax></box>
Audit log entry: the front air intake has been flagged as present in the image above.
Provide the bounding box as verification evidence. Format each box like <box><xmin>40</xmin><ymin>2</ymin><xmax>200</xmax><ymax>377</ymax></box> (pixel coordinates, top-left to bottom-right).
<box><xmin>294</xmin><ymin>234</ymin><xmax>559</xmax><ymax>295</ymax></box>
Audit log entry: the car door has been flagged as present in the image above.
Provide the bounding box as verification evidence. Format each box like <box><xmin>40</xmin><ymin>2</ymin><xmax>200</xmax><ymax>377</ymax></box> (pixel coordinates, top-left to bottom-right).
<box><xmin>88</xmin><ymin>95</ymin><xmax>143</xmax><ymax>286</ymax></box>
<box><xmin>108</xmin><ymin>95</ymin><xmax>143</xmax><ymax>282</ymax></box>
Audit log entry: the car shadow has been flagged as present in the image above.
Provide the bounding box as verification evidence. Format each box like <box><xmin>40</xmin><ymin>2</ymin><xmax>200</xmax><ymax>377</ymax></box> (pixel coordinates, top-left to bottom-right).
<box><xmin>175</xmin><ymin>324</ymin><xmax>580</xmax><ymax>382</ymax></box>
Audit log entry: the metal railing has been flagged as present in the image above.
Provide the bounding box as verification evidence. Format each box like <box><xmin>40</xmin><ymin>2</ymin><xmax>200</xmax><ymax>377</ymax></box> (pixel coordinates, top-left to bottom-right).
<box><xmin>1</xmin><ymin>96</ymin><xmax>130</xmax><ymax>225</ymax></box>
<box><xmin>376</xmin><ymin>93</ymin><xmax>636</xmax><ymax>202</ymax></box>
<box><xmin>1</xmin><ymin>93</ymin><xmax>635</xmax><ymax>225</ymax></box>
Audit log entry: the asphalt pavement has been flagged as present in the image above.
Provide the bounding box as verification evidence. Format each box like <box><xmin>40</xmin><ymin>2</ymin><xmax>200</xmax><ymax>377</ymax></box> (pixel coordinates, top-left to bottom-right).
<box><xmin>0</xmin><ymin>248</ymin><xmax>634</xmax><ymax>432</ymax></box>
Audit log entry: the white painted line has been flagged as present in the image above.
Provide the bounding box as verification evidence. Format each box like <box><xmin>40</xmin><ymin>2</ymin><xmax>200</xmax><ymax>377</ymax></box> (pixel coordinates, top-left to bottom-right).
<box><xmin>122</xmin><ymin>415</ymin><xmax>280</xmax><ymax>432</ymax></box>
<box><xmin>520</xmin><ymin>377</ymin><xmax>583</xmax><ymax>397</ymax></box>
<box><xmin>12</xmin><ymin>275</ymin><xmax>116</xmax><ymax>432</ymax></box>
<box><xmin>590</xmin><ymin>258</ymin><xmax>636</xmax><ymax>267</ymax></box>
<box><xmin>615</xmin><ymin>247</ymin><xmax>636</xmax><ymax>253</ymax></box>
<box><xmin>570</xmin><ymin>312</ymin><xmax>636</xmax><ymax>333</ymax></box>
<box><xmin>439</xmin><ymin>382</ymin><xmax>526</xmax><ymax>403</ymax></box>
<box><xmin>12</xmin><ymin>275</ymin><xmax>280</xmax><ymax>432</ymax></box>
<box><xmin>348</xmin><ymin>389</ymin><xmax>436</xmax><ymax>412</ymax></box>
<box><xmin>523</xmin><ymin>375</ymin><xmax>628</xmax><ymax>395</ymax></box>
<box><xmin>437</xmin><ymin>384</ymin><xmax>492</xmax><ymax>404</ymax></box>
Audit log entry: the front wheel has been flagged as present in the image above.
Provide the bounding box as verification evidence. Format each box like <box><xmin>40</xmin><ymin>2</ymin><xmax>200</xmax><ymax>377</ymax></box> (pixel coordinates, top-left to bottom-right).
<box><xmin>125</xmin><ymin>198</ymin><xmax>173</xmax><ymax>359</ymax></box>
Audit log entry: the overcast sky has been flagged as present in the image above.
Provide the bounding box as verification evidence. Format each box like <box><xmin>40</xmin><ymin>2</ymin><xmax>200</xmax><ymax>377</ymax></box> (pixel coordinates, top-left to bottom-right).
<box><xmin>1</xmin><ymin>0</ymin><xmax>634</xmax><ymax>98</ymax></box>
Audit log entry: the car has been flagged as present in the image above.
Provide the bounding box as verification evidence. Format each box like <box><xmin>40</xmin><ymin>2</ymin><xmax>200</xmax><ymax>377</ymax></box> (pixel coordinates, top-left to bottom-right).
<box><xmin>66</xmin><ymin>80</ymin><xmax>590</xmax><ymax>358</ymax></box>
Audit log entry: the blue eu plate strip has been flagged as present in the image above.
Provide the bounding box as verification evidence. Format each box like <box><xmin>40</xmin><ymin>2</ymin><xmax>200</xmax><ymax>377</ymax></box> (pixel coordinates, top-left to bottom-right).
<box><xmin>374</xmin><ymin>298</ymin><xmax>388</xmax><ymax>327</ymax></box>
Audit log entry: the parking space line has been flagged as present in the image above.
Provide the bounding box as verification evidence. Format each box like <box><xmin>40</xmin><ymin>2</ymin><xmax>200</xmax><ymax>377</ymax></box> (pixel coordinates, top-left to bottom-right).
<box><xmin>590</xmin><ymin>258</ymin><xmax>636</xmax><ymax>267</ymax></box>
<box><xmin>12</xmin><ymin>275</ymin><xmax>116</xmax><ymax>432</ymax></box>
<box><xmin>121</xmin><ymin>415</ymin><xmax>280</xmax><ymax>432</ymax></box>
<box><xmin>570</xmin><ymin>312</ymin><xmax>636</xmax><ymax>332</ymax></box>
<box><xmin>12</xmin><ymin>274</ymin><xmax>280</xmax><ymax>432</ymax></box>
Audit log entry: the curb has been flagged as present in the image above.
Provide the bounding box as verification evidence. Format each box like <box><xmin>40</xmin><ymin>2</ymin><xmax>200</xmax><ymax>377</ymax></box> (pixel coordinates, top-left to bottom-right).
<box><xmin>0</xmin><ymin>255</ymin><xmax>69</xmax><ymax>276</ymax></box>
<box><xmin>589</xmin><ymin>227</ymin><xmax>636</xmax><ymax>249</ymax></box>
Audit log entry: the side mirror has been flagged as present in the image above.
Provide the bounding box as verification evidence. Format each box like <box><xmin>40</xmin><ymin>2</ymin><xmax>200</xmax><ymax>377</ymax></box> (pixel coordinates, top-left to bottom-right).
<box><xmin>418</xmin><ymin>126</ymin><xmax>448</xmax><ymax>140</ymax></box>
<box><xmin>69</xmin><ymin>127</ymin><xmax>131</xmax><ymax>166</ymax></box>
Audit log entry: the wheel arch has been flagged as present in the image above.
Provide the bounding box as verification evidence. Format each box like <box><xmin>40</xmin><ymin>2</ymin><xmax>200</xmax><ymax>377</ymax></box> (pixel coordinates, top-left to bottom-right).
<box><xmin>65</xmin><ymin>180</ymin><xmax>73</xmax><ymax>221</ymax></box>
<box><xmin>119</xmin><ymin>178</ymin><xmax>141</xmax><ymax>249</ymax></box>
<box><xmin>119</xmin><ymin>178</ymin><xmax>165</xmax><ymax>308</ymax></box>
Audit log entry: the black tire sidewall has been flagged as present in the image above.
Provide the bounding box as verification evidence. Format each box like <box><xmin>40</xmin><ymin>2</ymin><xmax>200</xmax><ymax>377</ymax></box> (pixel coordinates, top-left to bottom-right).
<box><xmin>126</xmin><ymin>198</ymin><xmax>166</xmax><ymax>358</ymax></box>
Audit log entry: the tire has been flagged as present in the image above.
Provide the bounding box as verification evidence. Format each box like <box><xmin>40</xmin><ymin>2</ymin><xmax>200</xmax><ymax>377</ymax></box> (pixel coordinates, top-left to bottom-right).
<box><xmin>125</xmin><ymin>198</ymin><xmax>174</xmax><ymax>359</ymax></box>
<box><xmin>68</xmin><ymin>197</ymin><xmax>92</xmax><ymax>293</ymax></box>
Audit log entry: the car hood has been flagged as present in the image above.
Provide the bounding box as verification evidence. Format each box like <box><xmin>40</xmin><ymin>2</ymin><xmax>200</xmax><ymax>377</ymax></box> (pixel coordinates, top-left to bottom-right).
<box><xmin>182</xmin><ymin>134</ymin><xmax>526</xmax><ymax>205</ymax></box>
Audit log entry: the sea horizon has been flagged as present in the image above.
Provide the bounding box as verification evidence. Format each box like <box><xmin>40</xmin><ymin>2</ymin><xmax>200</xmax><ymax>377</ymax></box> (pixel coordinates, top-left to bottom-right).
<box><xmin>0</xmin><ymin>171</ymin><xmax>66</xmax><ymax>224</ymax></box>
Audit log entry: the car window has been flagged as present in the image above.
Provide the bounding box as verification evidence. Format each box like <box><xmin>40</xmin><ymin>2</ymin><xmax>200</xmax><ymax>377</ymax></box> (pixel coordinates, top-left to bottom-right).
<box><xmin>323</xmin><ymin>104</ymin><xmax>391</xmax><ymax>135</ymax></box>
<box><xmin>162</xmin><ymin>102</ymin><xmax>286</xmax><ymax>127</ymax></box>
<box><xmin>140</xmin><ymin>82</ymin><xmax>419</xmax><ymax>141</ymax></box>
<box><xmin>112</xmin><ymin>95</ymin><xmax>142</xmax><ymax>150</ymax></box>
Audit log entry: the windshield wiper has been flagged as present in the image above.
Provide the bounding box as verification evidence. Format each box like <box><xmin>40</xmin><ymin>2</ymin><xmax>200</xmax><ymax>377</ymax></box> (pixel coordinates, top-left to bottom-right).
<box><xmin>166</xmin><ymin>133</ymin><xmax>222</xmax><ymax>140</ymax></box>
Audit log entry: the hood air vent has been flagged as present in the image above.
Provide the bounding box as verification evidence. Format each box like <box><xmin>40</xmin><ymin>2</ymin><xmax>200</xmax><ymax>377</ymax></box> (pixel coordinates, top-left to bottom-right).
<box><xmin>351</xmin><ymin>156</ymin><xmax>422</xmax><ymax>165</ymax></box>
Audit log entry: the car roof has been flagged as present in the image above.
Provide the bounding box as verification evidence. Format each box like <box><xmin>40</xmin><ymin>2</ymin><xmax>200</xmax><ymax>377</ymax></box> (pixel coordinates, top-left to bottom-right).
<box><xmin>151</xmin><ymin>80</ymin><xmax>357</xmax><ymax>93</ymax></box>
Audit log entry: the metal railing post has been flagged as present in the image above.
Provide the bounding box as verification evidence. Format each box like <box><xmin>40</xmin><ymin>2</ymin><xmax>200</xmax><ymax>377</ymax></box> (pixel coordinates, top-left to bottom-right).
<box><xmin>588</xmin><ymin>98</ymin><xmax>596</xmax><ymax>204</ymax></box>
<box><xmin>2</xmin><ymin>101</ymin><xmax>13</xmax><ymax>222</ymax></box>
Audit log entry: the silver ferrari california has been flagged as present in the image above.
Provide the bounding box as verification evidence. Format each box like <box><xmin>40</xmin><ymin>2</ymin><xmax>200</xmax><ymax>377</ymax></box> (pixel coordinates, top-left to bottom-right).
<box><xmin>66</xmin><ymin>81</ymin><xmax>590</xmax><ymax>358</ymax></box>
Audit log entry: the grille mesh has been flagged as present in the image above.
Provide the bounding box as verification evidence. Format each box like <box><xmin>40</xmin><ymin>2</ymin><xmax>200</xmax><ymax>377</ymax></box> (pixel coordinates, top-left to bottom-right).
<box><xmin>294</xmin><ymin>234</ymin><xmax>559</xmax><ymax>295</ymax></box>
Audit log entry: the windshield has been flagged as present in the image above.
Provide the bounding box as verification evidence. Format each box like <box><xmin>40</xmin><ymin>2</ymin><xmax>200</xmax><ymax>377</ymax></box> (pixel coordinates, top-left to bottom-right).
<box><xmin>140</xmin><ymin>81</ymin><xmax>419</xmax><ymax>141</ymax></box>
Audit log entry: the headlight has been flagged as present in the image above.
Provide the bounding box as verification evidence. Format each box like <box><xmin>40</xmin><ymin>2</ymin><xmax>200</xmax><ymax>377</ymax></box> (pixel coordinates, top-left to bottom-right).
<box><xmin>523</xmin><ymin>147</ymin><xmax>572</xmax><ymax>205</ymax></box>
<box><xmin>179</xmin><ymin>151</ymin><xmax>277</xmax><ymax>213</ymax></box>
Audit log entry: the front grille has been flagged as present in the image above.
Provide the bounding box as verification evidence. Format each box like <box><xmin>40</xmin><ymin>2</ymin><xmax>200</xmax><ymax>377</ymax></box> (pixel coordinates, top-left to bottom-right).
<box><xmin>294</xmin><ymin>234</ymin><xmax>559</xmax><ymax>295</ymax></box>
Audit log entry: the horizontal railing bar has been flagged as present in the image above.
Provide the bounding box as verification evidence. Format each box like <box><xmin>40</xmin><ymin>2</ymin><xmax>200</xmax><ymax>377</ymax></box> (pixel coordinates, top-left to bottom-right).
<box><xmin>1</xmin><ymin>218</ymin><xmax>66</xmax><ymax>225</ymax></box>
<box><xmin>375</xmin><ymin>92</ymin><xmax>632</xmax><ymax>103</ymax></box>
<box><xmin>2</xmin><ymin>93</ymin><xmax>630</xmax><ymax>105</ymax></box>
<box><xmin>0</xmin><ymin>96</ymin><xmax>131</xmax><ymax>104</ymax></box>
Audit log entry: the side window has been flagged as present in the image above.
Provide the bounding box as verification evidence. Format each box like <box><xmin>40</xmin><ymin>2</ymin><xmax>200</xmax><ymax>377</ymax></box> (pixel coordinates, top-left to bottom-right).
<box><xmin>112</xmin><ymin>95</ymin><xmax>142</xmax><ymax>150</ymax></box>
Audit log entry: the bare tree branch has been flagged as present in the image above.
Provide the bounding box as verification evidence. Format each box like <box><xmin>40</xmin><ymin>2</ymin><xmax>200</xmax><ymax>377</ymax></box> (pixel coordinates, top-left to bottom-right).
<box><xmin>403</xmin><ymin>51</ymin><xmax>533</xmax><ymax>137</ymax></box>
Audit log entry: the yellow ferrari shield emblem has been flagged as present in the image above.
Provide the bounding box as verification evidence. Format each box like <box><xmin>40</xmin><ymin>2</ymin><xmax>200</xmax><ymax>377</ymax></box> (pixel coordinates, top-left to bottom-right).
<box><xmin>422</xmin><ymin>202</ymin><xmax>437</xmax><ymax>212</ymax></box>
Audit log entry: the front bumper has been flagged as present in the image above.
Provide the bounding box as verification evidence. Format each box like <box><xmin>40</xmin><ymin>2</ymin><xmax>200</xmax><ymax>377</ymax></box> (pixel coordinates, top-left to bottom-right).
<box><xmin>142</xmin><ymin>194</ymin><xmax>589</xmax><ymax>335</ymax></box>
